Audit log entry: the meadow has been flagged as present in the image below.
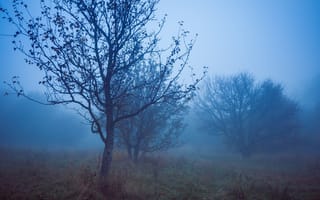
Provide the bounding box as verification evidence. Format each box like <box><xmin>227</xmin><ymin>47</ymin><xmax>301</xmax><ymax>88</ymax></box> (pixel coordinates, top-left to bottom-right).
<box><xmin>0</xmin><ymin>148</ymin><xmax>320</xmax><ymax>200</ymax></box>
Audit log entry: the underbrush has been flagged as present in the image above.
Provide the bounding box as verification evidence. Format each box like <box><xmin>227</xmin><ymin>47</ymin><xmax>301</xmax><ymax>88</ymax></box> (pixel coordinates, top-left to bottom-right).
<box><xmin>0</xmin><ymin>148</ymin><xmax>320</xmax><ymax>199</ymax></box>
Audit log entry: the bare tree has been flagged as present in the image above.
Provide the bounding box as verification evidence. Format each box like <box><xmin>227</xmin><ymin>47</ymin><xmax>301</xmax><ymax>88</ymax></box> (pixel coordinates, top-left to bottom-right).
<box><xmin>117</xmin><ymin>100</ymin><xmax>186</xmax><ymax>162</ymax></box>
<box><xmin>115</xmin><ymin>60</ymin><xmax>187</xmax><ymax>162</ymax></box>
<box><xmin>1</xmin><ymin>0</ymin><xmax>202</xmax><ymax>178</ymax></box>
<box><xmin>196</xmin><ymin>73</ymin><xmax>299</xmax><ymax>157</ymax></box>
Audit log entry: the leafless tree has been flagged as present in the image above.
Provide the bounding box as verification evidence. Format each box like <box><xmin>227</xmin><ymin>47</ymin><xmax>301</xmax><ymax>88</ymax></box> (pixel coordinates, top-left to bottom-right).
<box><xmin>1</xmin><ymin>0</ymin><xmax>203</xmax><ymax>178</ymax></box>
<box><xmin>196</xmin><ymin>73</ymin><xmax>299</xmax><ymax>157</ymax></box>
<box><xmin>115</xmin><ymin>60</ymin><xmax>187</xmax><ymax>162</ymax></box>
<box><xmin>117</xmin><ymin>100</ymin><xmax>186</xmax><ymax>162</ymax></box>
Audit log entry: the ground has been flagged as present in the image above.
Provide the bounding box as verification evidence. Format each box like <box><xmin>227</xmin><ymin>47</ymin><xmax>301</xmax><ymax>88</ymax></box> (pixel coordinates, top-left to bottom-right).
<box><xmin>0</xmin><ymin>148</ymin><xmax>320</xmax><ymax>200</ymax></box>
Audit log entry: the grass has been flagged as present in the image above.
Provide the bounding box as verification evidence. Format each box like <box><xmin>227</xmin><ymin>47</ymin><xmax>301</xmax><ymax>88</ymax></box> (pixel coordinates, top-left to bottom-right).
<box><xmin>0</xmin><ymin>148</ymin><xmax>320</xmax><ymax>199</ymax></box>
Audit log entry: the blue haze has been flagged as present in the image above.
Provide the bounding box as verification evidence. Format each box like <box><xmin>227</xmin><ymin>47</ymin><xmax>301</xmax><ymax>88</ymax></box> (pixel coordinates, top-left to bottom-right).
<box><xmin>0</xmin><ymin>0</ymin><xmax>319</xmax><ymax>149</ymax></box>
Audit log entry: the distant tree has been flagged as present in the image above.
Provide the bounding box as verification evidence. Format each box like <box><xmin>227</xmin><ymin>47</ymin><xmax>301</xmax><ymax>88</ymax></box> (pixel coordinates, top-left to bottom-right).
<box><xmin>117</xmin><ymin>101</ymin><xmax>186</xmax><ymax>162</ymax></box>
<box><xmin>309</xmin><ymin>102</ymin><xmax>320</xmax><ymax>134</ymax></box>
<box><xmin>196</xmin><ymin>73</ymin><xmax>299</xmax><ymax>157</ymax></box>
<box><xmin>300</xmin><ymin>75</ymin><xmax>320</xmax><ymax>151</ymax></box>
<box><xmin>1</xmin><ymin>0</ymin><xmax>203</xmax><ymax>178</ymax></box>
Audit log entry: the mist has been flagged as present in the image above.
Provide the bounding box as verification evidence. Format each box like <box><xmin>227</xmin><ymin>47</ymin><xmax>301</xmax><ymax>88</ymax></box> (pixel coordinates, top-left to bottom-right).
<box><xmin>0</xmin><ymin>0</ymin><xmax>320</xmax><ymax>199</ymax></box>
<box><xmin>0</xmin><ymin>92</ymin><xmax>101</xmax><ymax>150</ymax></box>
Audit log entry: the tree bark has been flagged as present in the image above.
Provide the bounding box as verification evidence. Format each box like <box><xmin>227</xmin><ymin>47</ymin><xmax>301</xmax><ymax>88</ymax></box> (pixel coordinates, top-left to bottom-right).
<box><xmin>127</xmin><ymin>145</ymin><xmax>133</xmax><ymax>160</ymax></box>
<box><xmin>100</xmin><ymin>121</ymin><xmax>114</xmax><ymax>178</ymax></box>
<box><xmin>133</xmin><ymin>145</ymin><xmax>140</xmax><ymax>163</ymax></box>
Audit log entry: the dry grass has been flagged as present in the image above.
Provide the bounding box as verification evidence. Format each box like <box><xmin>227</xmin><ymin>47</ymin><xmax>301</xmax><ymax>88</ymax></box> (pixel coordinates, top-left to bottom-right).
<box><xmin>0</xmin><ymin>148</ymin><xmax>320</xmax><ymax>200</ymax></box>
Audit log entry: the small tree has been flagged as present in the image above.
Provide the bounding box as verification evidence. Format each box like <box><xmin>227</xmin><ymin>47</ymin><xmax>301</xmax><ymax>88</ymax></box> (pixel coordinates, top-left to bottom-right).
<box><xmin>115</xmin><ymin>59</ymin><xmax>187</xmax><ymax>162</ymax></box>
<box><xmin>1</xmin><ymin>0</ymin><xmax>202</xmax><ymax>178</ymax></box>
<box><xmin>117</xmin><ymin>101</ymin><xmax>186</xmax><ymax>162</ymax></box>
<box><xmin>196</xmin><ymin>73</ymin><xmax>299</xmax><ymax>157</ymax></box>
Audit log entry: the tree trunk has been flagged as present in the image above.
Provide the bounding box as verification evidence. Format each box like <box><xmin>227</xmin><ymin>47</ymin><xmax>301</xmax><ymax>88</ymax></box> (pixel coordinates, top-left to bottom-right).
<box><xmin>100</xmin><ymin>123</ymin><xmax>114</xmax><ymax>178</ymax></box>
<box><xmin>133</xmin><ymin>145</ymin><xmax>140</xmax><ymax>163</ymax></box>
<box><xmin>127</xmin><ymin>145</ymin><xmax>133</xmax><ymax>160</ymax></box>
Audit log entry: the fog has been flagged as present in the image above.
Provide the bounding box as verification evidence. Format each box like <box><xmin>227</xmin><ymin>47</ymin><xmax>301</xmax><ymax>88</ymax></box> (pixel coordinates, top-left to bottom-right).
<box><xmin>0</xmin><ymin>0</ymin><xmax>318</xmax><ymax>161</ymax></box>
<box><xmin>0</xmin><ymin>92</ymin><xmax>101</xmax><ymax>150</ymax></box>
<box><xmin>0</xmin><ymin>0</ymin><xmax>319</xmax><ymax>152</ymax></box>
<box><xmin>0</xmin><ymin>89</ymin><xmax>225</xmax><ymax>154</ymax></box>
<box><xmin>0</xmin><ymin>0</ymin><xmax>320</xmax><ymax>199</ymax></box>
<box><xmin>0</xmin><ymin>0</ymin><xmax>319</xmax><ymax>157</ymax></box>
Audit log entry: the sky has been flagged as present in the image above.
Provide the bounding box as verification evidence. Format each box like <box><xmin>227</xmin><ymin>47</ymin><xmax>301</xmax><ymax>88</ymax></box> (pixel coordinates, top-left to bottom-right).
<box><xmin>157</xmin><ymin>0</ymin><xmax>320</xmax><ymax>98</ymax></box>
<box><xmin>0</xmin><ymin>0</ymin><xmax>319</xmax><ymax>148</ymax></box>
<box><xmin>0</xmin><ymin>0</ymin><xmax>320</xmax><ymax>96</ymax></box>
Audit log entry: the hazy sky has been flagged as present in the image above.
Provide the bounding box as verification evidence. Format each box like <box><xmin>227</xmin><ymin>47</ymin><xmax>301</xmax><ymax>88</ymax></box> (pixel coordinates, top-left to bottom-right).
<box><xmin>0</xmin><ymin>0</ymin><xmax>319</xmax><ymax>150</ymax></box>
<box><xmin>158</xmin><ymin>0</ymin><xmax>320</xmax><ymax>96</ymax></box>
<box><xmin>0</xmin><ymin>0</ymin><xmax>320</xmax><ymax>97</ymax></box>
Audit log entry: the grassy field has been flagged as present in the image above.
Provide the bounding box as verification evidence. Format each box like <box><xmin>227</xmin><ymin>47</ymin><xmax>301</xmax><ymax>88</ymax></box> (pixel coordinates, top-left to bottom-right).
<box><xmin>0</xmin><ymin>148</ymin><xmax>320</xmax><ymax>200</ymax></box>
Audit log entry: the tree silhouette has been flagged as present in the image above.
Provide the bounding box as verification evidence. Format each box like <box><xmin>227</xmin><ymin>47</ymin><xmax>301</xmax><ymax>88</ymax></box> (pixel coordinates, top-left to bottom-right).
<box><xmin>1</xmin><ymin>0</ymin><xmax>203</xmax><ymax>178</ymax></box>
<box><xmin>196</xmin><ymin>73</ymin><xmax>299</xmax><ymax>157</ymax></box>
<box><xmin>117</xmin><ymin>100</ymin><xmax>186</xmax><ymax>162</ymax></box>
